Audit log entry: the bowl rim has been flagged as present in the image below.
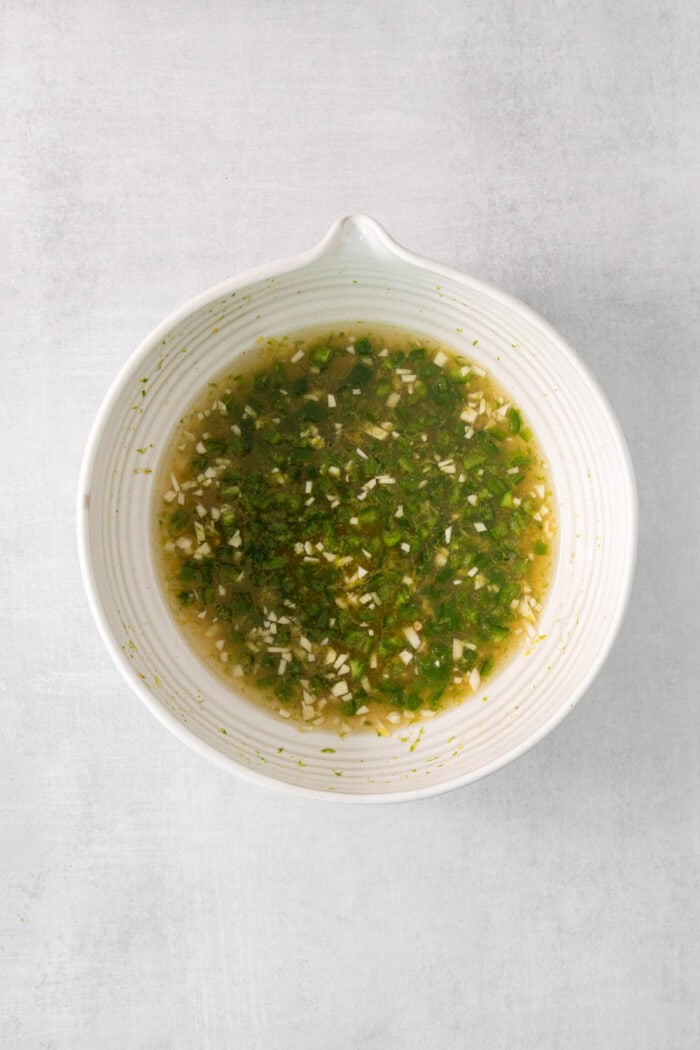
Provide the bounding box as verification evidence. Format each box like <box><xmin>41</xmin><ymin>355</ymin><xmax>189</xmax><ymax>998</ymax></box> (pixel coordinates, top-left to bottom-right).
<box><xmin>77</xmin><ymin>213</ymin><xmax>638</xmax><ymax>802</ymax></box>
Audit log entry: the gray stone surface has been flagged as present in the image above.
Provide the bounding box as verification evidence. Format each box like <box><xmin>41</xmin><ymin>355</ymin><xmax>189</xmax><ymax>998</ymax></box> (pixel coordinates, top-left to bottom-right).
<box><xmin>2</xmin><ymin>1</ymin><xmax>698</xmax><ymax>1047</ymax></box>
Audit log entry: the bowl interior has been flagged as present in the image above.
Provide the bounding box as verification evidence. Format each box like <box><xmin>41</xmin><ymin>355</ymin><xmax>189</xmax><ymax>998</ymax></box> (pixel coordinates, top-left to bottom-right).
<box><xmin>80</xmin><ymin>216</ymin><xmax>636</xmax><ymax>800</ymax></box>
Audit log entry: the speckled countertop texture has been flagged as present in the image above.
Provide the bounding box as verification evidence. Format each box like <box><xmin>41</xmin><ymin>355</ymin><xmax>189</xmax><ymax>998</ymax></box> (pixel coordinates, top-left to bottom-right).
<box><xmin>2</xmin><ymin>1</ymin><xmax>699</xmax><ymax>1047</ymax></box>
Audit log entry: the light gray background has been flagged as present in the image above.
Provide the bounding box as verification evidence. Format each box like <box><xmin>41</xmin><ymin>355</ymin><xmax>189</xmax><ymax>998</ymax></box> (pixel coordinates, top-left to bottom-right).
<box><xmin>3</xmin><ymin>1</ymin><xmax>699</xmax><ymax>1047</ymax></box>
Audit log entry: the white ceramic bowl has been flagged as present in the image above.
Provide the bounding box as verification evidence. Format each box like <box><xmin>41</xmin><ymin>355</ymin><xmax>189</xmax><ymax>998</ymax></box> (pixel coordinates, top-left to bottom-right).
<box><xmin>78</xmin><ymin>215</ymin><xmax>637</xmax><ymax>801</ymax></box>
